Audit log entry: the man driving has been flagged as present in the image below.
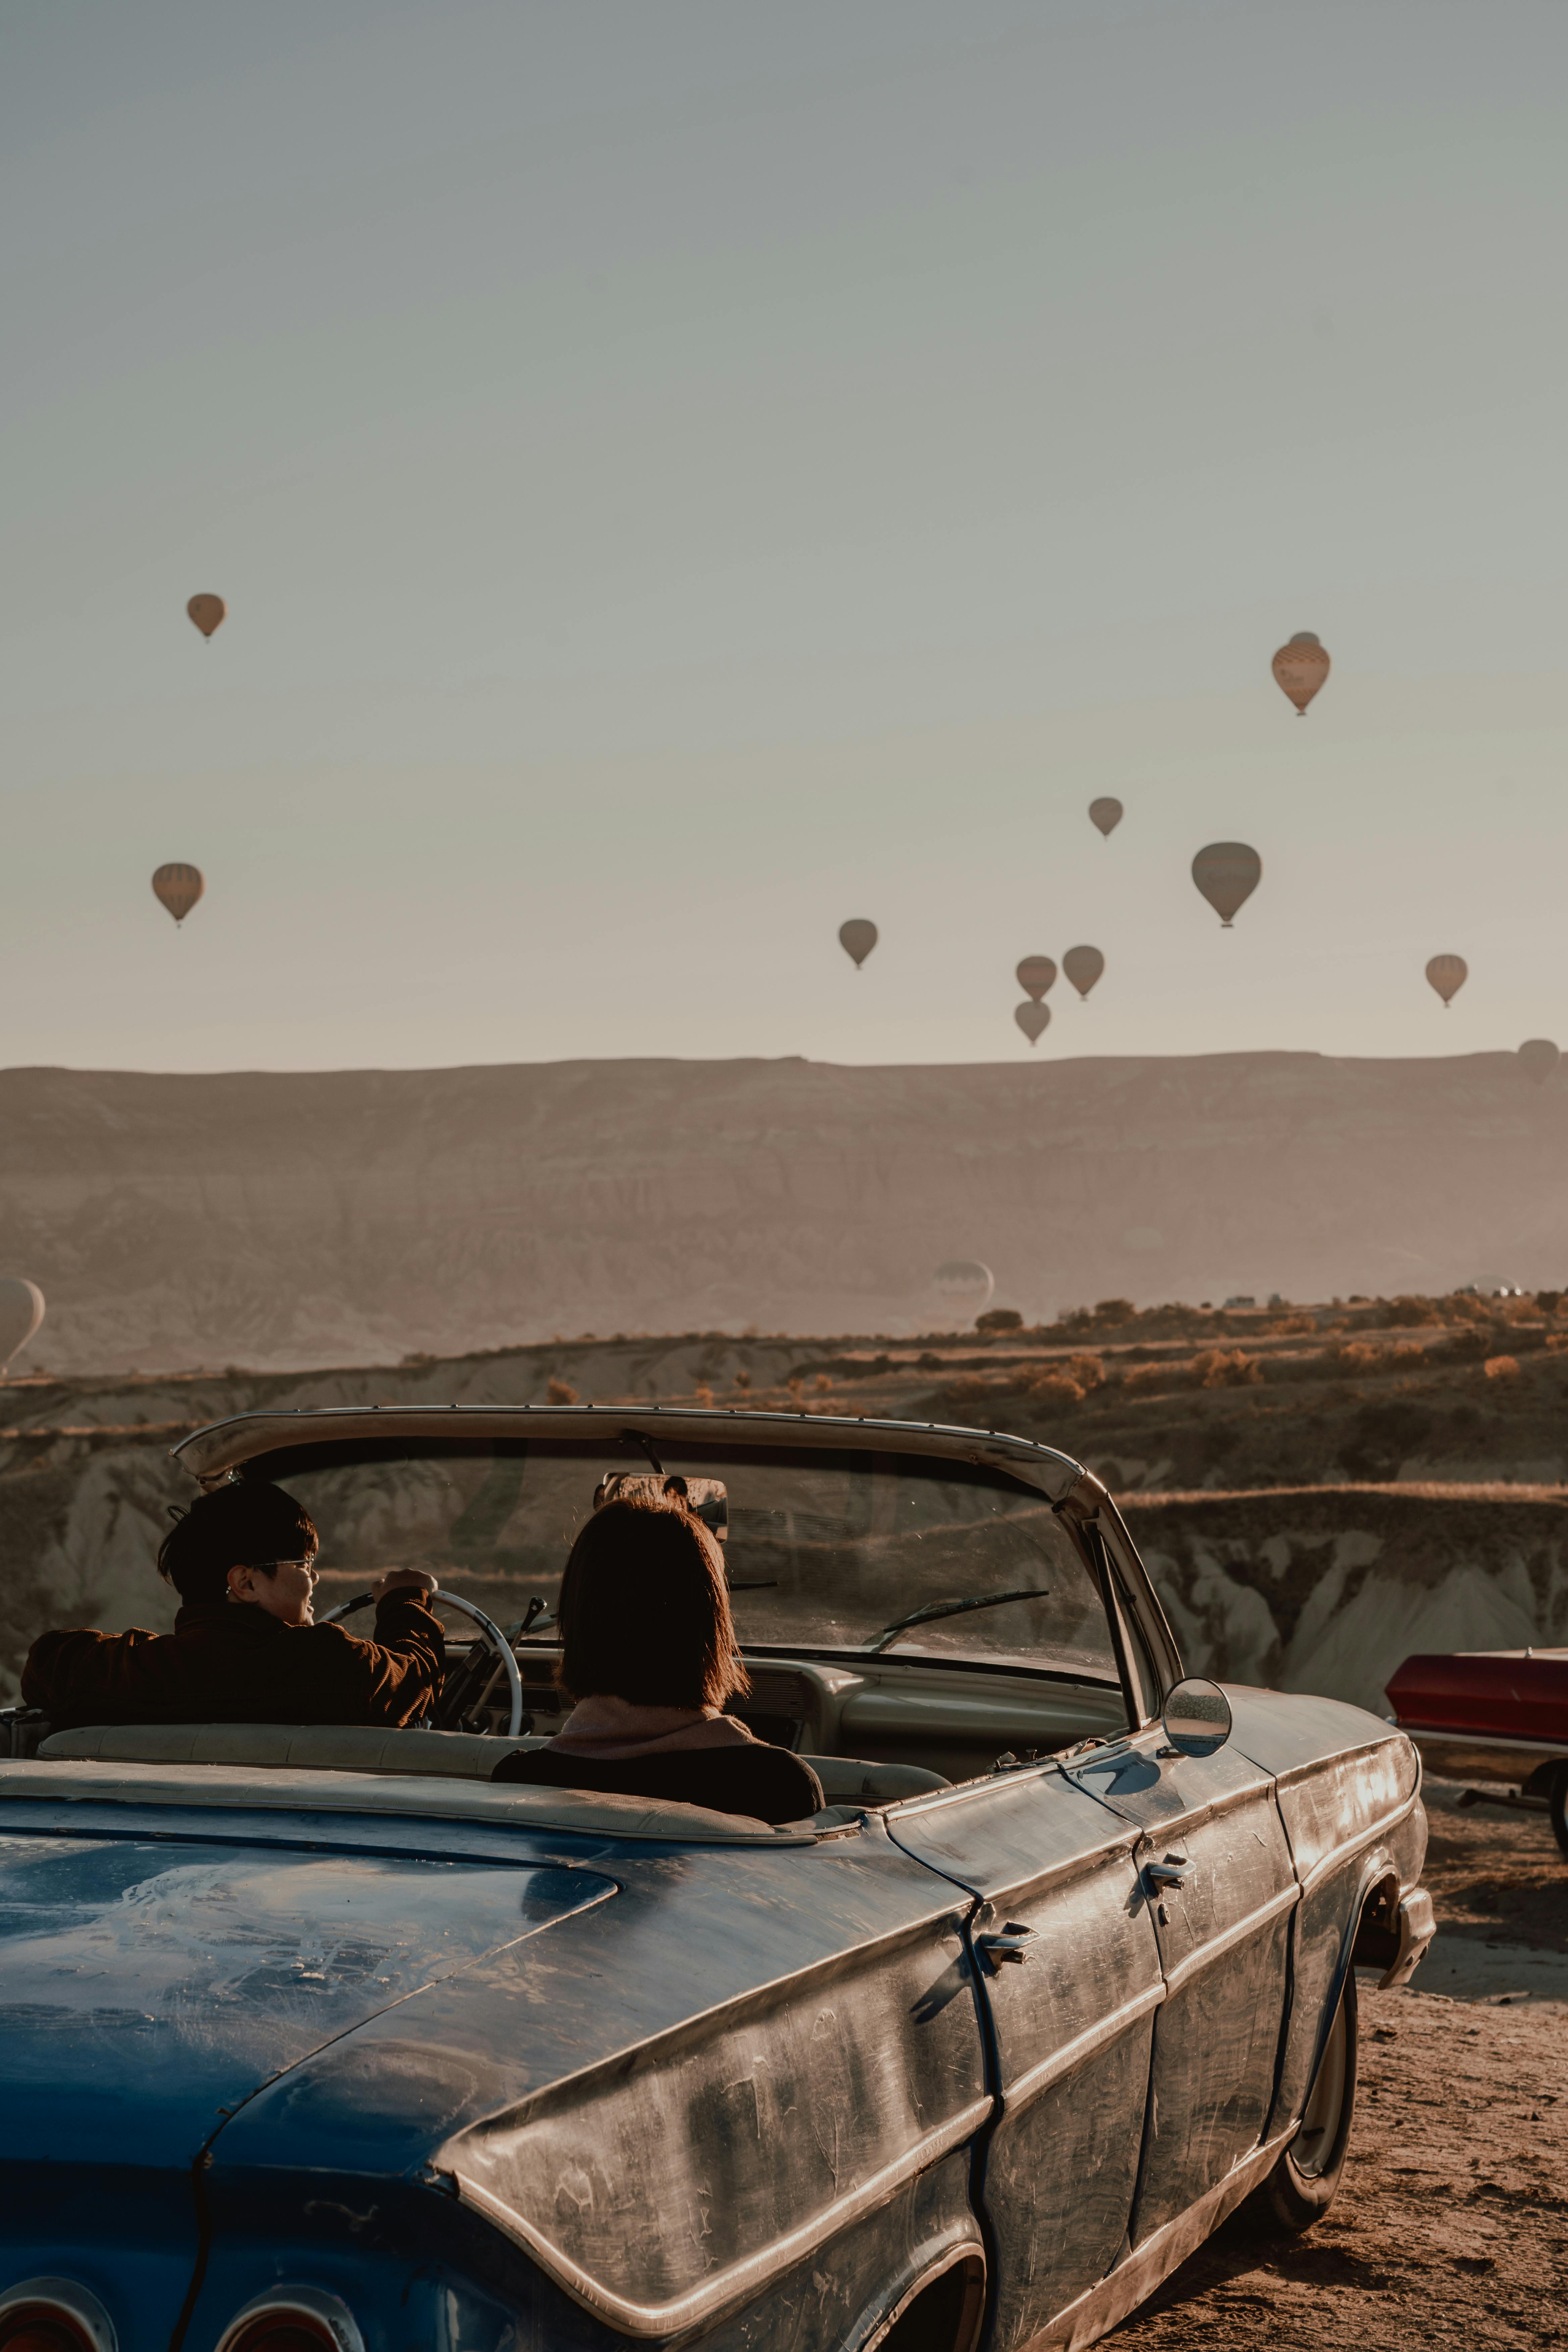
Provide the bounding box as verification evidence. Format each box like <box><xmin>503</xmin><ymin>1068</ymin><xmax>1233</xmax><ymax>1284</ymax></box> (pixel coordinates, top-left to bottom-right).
<box><xmin>22</xmin><ymin>1479</ymin><xmax>444</xmax><ymax>1732</ymax></box>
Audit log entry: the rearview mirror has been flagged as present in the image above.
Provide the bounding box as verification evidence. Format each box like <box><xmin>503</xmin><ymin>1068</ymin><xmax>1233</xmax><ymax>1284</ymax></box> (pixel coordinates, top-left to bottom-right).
<box><xmin>1162</xmin><ymin>1677</ymin><xmax>1232</xmax><ymax>1759</ymax></box>
<box><xmin>593</xmin><ymin>1471</ymin><xmax>728</xmax><ymax>1542</ymax></box>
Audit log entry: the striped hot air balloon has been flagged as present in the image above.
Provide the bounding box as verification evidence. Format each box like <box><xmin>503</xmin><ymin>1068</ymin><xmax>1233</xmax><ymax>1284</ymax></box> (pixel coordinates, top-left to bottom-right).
<box><xmin>1425</xmin><ymin>954</ymin><xmax>1467</xmax><ymax>1008</ymax></box>
<box><xmin>152</xmin><ymin>864</ymin><xmax>205</xmax><ymax>926</ymax></box>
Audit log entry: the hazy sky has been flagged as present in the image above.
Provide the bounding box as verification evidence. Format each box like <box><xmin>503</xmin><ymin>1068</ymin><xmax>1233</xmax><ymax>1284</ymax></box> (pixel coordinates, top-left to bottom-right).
<box><xmin>4</xmin><ymin>1</ymin><xmax>1567</xmax><ymax>1073</ymax></box>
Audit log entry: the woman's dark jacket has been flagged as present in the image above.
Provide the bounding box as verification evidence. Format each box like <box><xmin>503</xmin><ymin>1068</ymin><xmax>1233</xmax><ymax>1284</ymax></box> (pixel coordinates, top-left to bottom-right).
<box><xmin>492</xmin><ymin>1741</ymin><xmax>823</xmax><ymax>1826</ymax></box>
<box><xmin>21</xmin><ymin>1592</ymin><xmax>444</xmax><ymax>1732</ymax></box>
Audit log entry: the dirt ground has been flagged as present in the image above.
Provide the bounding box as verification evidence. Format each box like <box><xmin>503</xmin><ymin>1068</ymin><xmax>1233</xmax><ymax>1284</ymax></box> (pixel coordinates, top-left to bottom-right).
<box><xmin>1115</xmin><ymin>1785</ymin><xmax>1568</xmax><ymax>2347</ymax></box>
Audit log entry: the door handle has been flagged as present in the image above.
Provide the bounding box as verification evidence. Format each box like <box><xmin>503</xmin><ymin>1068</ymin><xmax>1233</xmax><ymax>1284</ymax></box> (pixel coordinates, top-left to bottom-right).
<box><xmin>976</xmin><ymin>1922</ymin><xmax>1036</xmax><ymax>1971</ymax></box>
<box><xmin>1143</xmin><ymin>1857</ymin><xmax>1192</xmax><ymax>1889</ymax></box>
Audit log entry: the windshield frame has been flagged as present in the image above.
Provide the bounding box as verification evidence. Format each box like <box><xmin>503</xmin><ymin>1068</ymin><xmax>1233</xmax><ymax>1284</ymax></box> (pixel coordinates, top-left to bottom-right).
<box><xmin>170</xmin><ymin>1405</ymin><xmax>1176</xmax><ymax>1719</ymax></box>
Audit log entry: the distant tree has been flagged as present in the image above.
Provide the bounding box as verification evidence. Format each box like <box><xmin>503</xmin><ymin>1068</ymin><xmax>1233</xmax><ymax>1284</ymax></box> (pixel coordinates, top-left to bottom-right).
<box><xmin>976</xmin><ymin>1308</ymin><xmax>1024</xmax><ymax>1334</ymax></box>
<box><xmin>1093</xmin><ymin>1299</ymin><xmax>1137</xmax><ymax>1326</ymax></box>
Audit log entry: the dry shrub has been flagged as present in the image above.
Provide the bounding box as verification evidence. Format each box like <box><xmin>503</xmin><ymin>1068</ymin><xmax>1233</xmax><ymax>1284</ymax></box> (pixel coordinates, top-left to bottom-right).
<box><xmin>694</xmin><ymin>1382</ymin><xmax>714</xmax><ymax>1406</ymax></box>
<box><xmin>1329</xmin><ymin>1340</ymin><xmax>1383</xmax><ymax>1374</ymax></box>
<box><xmin>1066</xmin><ymin>1353</ymin><xmax>1105</xmax><ymax>1391</ymax></box>
<box><xmin>815</xmin><ymin>1373</ymin><xmax>833</xmax><ymax>1394</ymax></box>
<box><xmin>787</xmin><ymin>1376</ymin><xmax>805</xmax><ymax>1401</ymax></box>
<box><xmin>1193</xmin><ymin>1348</ymin><xmax>1262</xmax><ymax>1389</ymax></box>
<box><xmin>733</xmin><ymin>1369</ymin><xmax>752</xmax><ymax>1391</ymax></box>
<box><xmin>1483</xmin><ymin>1355</ymin><xmax>1522</xmax><ymax>1383</ymax></box>
<box><xmin>1027</xmin><ymin>1372</ymin><xmax>1086</xmax><ymax>1410</ymax></box>
<box><xmin>1124</xmin><ymin>1361</ymin><xmax>1179</xmax><ymax>1395</ymax></box>
<box><xmin>1387</xmin><ymin>1339</ymin><xmax>1427</xmax><ymax>1367</ymax></box>
<box><xmin>546</xmin><ymin>1376</ymin><xmax>578</xmax><ymax>1405</ymax></box>
<box><xmin>1262</xmin><ymin>1313</ymin><xmax>1316</xmax><ymax>1336</ymax></box>
<box><xmin>1380</xmin><ymin>1294</ymin><xmax>1443</xmax><ymax>1328</ymax></box>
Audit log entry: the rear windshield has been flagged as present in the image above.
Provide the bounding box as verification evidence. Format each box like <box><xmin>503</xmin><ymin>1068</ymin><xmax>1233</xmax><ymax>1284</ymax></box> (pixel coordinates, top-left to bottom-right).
<box><xmin>265</xmin><ymin>1438</ymin><xmax>1116</xmax><ymax>1683</ymax></box>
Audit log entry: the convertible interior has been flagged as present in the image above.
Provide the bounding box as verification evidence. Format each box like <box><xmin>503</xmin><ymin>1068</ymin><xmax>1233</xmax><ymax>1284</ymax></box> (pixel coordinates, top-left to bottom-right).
<box><xmin>36</xmin><ymin>1433</ymin><xmax>1137</xmax><ymax>1821</ymax></box>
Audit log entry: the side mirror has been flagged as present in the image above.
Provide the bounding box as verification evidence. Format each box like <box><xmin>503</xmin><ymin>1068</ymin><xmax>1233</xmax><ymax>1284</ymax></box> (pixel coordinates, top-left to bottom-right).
<box><xmin>1162</xmin><ymin>1677</ymin><xmax>1232</xmax><ymax>1759</ymax></box>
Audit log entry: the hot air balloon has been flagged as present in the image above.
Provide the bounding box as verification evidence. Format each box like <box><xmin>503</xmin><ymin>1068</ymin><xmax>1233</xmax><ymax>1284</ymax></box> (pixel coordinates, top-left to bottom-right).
<box><xmin>1192</xmin><ymin>843</ymin><xmax>1261</xmax><ymax>928</ymax></box>
<box><xmin>1272</xmin><ymin>631</ymin><xmax>1329</xmax><ymax>716</ymax></box>
<box><xmin>933</xmin><ymin>1260</ymin><xmax>994</xmax><ymax>1320</ymax></box>
<box><xmin>0</xmin><ymin>1278</ymin><xmax>44</xmax><ymax>1377</ymax></box>
<box><xmin>1519</xmin><ymin>1038</ymin><xmax>1559</xmax><ymax>1085</ymax></box>
<box><xmin>187</xmin><ymin>594</ymin><xmax>226</xmax><ymax>641</ymax></box>
<box><xmin>1063</xmin><ymin>945</ymin><xmax>1105</xmax><ymax>999</ymax></box>
<box><xmin>1425</xmin><ymin>954</ymin><xmax>1467</xmax><ymax>1008</ymax></box>
<box><xmin>1088</xmin><ymin>797</ymin><xmax>1123</xmax><ymax>838</ymax></box>
<box><xmin>1015</xmin><ymin>1001</ymin><xmax>1050</xmax><ymax>1046</ymax></box>
<box><xmin>152</xmin><ymin>864</ymin><xmax>205</xmax><ymax>926</ymax></box>
<box><xmin>1016</xmin><ymin>956</ymin><xmax>1057</xmax><ymax>1002</ymax></box>
<box><xmin>839</xmin><ymin>919</ymin><xmax>877</xmax><ymax>969</ymax></box>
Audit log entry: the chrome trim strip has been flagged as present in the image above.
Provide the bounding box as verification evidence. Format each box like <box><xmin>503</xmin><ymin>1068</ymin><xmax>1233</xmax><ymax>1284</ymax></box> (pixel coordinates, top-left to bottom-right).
<box><xmin>1160</xmin><ymin>1880</ymin><xmax>1300</xmax><ymax>2000</ymax></box>
<box><xmin>1298</xmin><ymin>1788</ymin><xmax>1420</xmax><ymax>1901</ymax></box>
<box><xmin>1406</xmin><ymin>1725</ymin><xmax>1567</xmax><ymax>1762</ymax></box>
<box><xmin>449</xmin><ymin>2096</ymin><xmax>993</xmax><ymax>2339</ymax></box>
<box><xmin>1003</xmin><ymin>1979</ymin><xmax>1166</xmax><ymax>2114</ymax></box>
<box><xmin>1029</xmin><ymin>2126</ymin><xmax>1294</xmax><ymax>2349</ymax></box>
<box><xmin>0</xmin><ymin>2281</ymin><xmax>116</xmax><ymax>2352</ymax></box>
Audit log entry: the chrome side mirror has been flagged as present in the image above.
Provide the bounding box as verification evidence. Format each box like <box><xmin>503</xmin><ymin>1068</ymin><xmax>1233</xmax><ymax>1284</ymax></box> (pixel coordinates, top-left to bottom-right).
<box><xmin>1162</xmin><ymin>1677</ymin><xmax>1232</xmax><ymax>1759</ymax></box>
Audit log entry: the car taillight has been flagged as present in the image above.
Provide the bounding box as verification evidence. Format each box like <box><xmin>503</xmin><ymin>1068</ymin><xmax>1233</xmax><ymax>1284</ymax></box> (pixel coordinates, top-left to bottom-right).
<box><xmin>0</xmin><ymin>2285</ymin><xmax>112</xmax><ymax>2352</ymax></box>
<box><xmin>0</xmin><ymin>2320</ymin><xmax>93</xmax><ymax>2352</ymax></box>
<box><xmin>217</xmin><ymin>2293</ymin><xmax>361</xmax><ymax>2352</ymax></box>
<box><xmin>225</xmin><ymin>2327</ymin><xmax>334</xmax><ymax>2352</ymax></box>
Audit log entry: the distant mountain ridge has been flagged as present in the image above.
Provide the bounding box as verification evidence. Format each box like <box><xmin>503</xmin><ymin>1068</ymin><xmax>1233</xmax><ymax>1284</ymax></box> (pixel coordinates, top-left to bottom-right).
<box><xmin>1</xmin><ymin>1051</ymin><xmax>1563</xmax><ymax>1373</ymax></box>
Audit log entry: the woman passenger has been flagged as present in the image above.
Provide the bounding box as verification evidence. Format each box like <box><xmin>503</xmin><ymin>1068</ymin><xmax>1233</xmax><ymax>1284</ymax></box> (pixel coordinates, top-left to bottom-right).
<box><xmin>492</xmin><ymin>1496</ymin><xmax>822</xmax><ymax>1824</ymax></box>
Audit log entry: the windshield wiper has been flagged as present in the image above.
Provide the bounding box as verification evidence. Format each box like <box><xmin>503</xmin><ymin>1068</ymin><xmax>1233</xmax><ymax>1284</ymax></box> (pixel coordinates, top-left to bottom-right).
<box><xmin>863</xmin><ymin>1586</ymin><xmax>1050</xmax><ymax>1657</ymax></box>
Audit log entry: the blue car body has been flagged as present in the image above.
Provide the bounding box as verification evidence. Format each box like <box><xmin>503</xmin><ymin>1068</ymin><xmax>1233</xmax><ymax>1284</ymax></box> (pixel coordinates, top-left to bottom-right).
<box><xmin>0</xmin><ymin>1407</ymin><xmax>1433</xmax><ymax>2352</ymax></box>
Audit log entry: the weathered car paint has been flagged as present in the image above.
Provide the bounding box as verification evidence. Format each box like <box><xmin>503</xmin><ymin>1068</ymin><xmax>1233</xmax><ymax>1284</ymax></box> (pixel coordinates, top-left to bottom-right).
<box><xmin>1062</xmin><ymin>1736</ymin><xmax>1296</xmax><ymax>2245</ymax></box>
<box><xmin>178</xmin><ymin>2146</ymin><xmax>984</xmax><ymax>2352</ymax></box>
<box><xmin>887</xmin><ymin>1765</ymin><xmax>1162</xmax><ymax>2350</ymax></box>
<box><xmin>180</xmin><ymin>1811</ymin><xmax>988</xmax><ymax>2343</ymax></box>
<box><xmin>0</xmin><ymin>1827</ymin><xmax>613</xmax><ymax>2169</ymax></box>
<box><xmin>1222</xmin><ymin>1685</ymin><xmax>1426</xmax><ymax>2130</ymax></box>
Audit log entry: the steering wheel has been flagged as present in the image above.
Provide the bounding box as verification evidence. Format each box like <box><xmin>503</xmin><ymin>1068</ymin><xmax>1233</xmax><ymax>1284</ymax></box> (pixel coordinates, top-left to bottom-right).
<box><xmin>317</xmin><ymin>1587</ymin><xmax>526</xmax><ymax>1740</ymax></box>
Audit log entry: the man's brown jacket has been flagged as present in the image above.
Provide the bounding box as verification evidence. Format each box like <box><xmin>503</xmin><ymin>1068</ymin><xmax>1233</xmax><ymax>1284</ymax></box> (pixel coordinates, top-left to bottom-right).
<box><xmin>21</xmin><ymin>1590</ymin><xmax>444</xmax><ymax>1732</ymax></box>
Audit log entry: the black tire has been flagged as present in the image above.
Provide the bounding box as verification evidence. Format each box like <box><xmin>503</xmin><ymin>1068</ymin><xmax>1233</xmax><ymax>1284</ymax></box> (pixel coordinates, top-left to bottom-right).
<box><xmin>1250</xmin><ymin>1966</ymin><xmax>1359</xmax><ymax>2234</ymax></box>
<box><xmin>1550</xmin><ymin>1762</ymin><xmax>1568</xmax><ymax>1863</ymax></box>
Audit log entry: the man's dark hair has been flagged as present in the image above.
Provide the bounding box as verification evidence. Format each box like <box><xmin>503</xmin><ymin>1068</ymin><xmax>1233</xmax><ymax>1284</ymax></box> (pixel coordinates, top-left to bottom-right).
<box><xmin>157</xmin><ymin>1480</ymin><xmax>317</xmax><ymax>1608</ymax></box>
<box><xmin>557</xmin><ymin>1498</ymin><xmax>748</xmax><ymax>1713</ymax></box>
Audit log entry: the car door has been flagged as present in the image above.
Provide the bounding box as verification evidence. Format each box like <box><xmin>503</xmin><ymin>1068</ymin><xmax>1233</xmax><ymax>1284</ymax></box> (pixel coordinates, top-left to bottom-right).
<box><xmin>888</xmin><ymin>1763</ymin><xmax>1162</xmax><ymax>2350</ymax></box>
<box><xmin>1063</xmin><ymin>1732</ymin><xmax>1297</xmax><ymax>2243</ymax></box>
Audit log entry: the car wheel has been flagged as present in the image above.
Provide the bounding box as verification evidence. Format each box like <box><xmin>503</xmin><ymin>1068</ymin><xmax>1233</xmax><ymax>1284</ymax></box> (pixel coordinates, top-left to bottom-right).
<box><xmin>1251</xmin><ymin>1966</ymin><xmax>1359</xmax><ymax>2233</ymax></box>
<box><xmin>1549</xmin><ymin>1762</ymin><xmax>1568</xmax><ymax>1863</ymax></box>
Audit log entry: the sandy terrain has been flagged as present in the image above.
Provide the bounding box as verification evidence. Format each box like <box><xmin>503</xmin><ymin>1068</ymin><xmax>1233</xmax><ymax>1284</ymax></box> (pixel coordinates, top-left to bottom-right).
<box><xmin>1116</xmin><ymin>1783</ymin><xmax>1568</xmax><ymax>2348</ymax></box>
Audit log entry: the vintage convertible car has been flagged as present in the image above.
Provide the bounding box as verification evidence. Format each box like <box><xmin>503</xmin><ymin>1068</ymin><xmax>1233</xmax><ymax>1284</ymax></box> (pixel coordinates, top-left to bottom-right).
<box><xmin>0</xmin><ymin>1406</ymin><xmax>1433</xmax><ymax>2352</ymax></box>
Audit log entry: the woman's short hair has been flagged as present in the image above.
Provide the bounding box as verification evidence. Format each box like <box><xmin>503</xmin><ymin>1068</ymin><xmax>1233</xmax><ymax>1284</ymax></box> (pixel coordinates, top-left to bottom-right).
<box><xmin>157</xmin><ymin>1480</ymin><xmax>317</xmax><ymax>1607</ymax></box>
<box><xmin>557</xmin><ymin>1497</ymin><xmax>749</xmax><ymax>1713</ymax></box>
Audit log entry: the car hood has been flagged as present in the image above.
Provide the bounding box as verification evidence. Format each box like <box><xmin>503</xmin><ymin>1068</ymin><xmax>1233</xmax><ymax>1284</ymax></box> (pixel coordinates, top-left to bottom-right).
<box><xmin>0</xmin><ymin>1827</ymin><xmax>614</xmax><ymax>2168</ymax></box>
